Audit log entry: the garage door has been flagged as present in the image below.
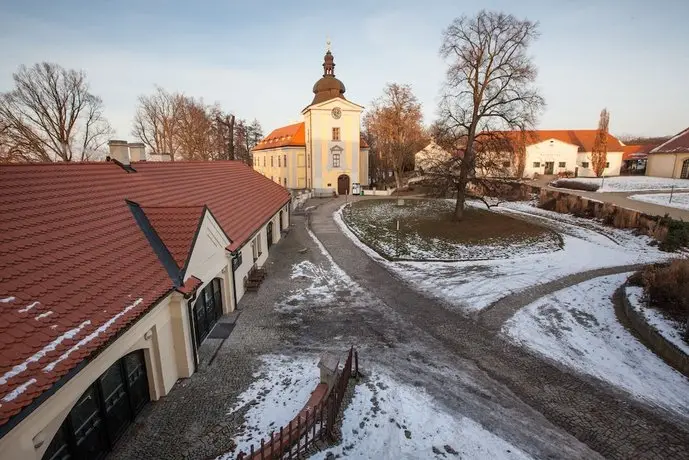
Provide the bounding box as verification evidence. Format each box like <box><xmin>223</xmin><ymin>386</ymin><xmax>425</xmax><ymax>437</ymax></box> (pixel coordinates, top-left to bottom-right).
<box><xmin>41</xmin><ymin>350</ymin><xmax>149</xmax><ymax>460</ymax></box>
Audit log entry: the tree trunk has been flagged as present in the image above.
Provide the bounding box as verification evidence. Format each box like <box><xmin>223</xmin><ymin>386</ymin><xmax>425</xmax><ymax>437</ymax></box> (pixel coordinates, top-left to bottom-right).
<box><xmin>393</xmin><ymin>168</ymin><xmax>403</xmax><ymax>190</ymax></box>
<box><xmin>454</xmin><ymin>183</ymin><xmax>465</xmax><ymax>221</ymax></box>
<box><xmin>227</xmin><ymin>115</ymin><xmax>235</xmax><ymax>161</ymax></box>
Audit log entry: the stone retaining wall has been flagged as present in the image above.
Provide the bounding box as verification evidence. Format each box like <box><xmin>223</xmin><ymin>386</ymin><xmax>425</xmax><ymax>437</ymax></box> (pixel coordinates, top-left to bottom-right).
<box><xmin>621</xmin><ymin>284</ymin><xmax>689</xmax><ymax>378</ymax></box>
<box><xmin>538</xmin><ymin>189</ymin><xmax>669</xmax><ymax>241</ymax></box>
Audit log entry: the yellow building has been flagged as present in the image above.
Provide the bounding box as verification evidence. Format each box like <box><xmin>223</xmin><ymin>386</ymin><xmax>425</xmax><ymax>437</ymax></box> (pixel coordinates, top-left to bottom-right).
<box><xmin>252</xmin><ymin>46</ymin><xmax>369</xmax><ymax>195</ymax></box>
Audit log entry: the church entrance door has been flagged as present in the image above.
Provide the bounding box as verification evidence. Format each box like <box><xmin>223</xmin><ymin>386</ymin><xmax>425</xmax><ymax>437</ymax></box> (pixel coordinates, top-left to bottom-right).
<box><xmin>337</xmin><ymin>174</ymin><xmax>350</xmax><ymax>195</ymax></box>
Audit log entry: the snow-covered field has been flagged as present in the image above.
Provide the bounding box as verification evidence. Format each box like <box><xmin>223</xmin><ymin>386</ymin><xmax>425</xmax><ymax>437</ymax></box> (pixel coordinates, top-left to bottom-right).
<box><xmin>629</xmin><ymin>192</ymin><xmax>689</xmax><ymax>210</ymax></box>
<box><xmin>626</xmin><ymin>286</ymin><xmax>689</xmax><ymax>355</ymax></box>
<box><xmin>217</xmin><ymin>355</ymin><xmax>320</xmax><ymax>459</ymax></box>
<box><xmin>554</xmin><ymin>176</ymin><xmax>689</xmax><ymax>192</ymax></box>
<box><xmin>311</xmin><ymin>371</ymin><xmax>532</xmax><ymax>460</ymax></box>
<box><xmin>336</xmin><ymin>200</ymin><xmax>671</xmax><ymax>313</ymax></box>
<box><xmin>503</xmin><ymin>274</ymin><xmax>689</xmax><ymax>419</ymax></box>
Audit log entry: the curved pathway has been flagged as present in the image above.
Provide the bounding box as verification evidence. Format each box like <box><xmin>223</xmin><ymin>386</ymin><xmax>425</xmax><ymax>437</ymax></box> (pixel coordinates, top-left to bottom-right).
<box><xmin>309</xmin><ymin>197</ymin><xmax>689</xmax><ymax>460</ymax></box>
<box><xmin>478</xmin><ymin>264</ymin><xmax>647</xmax><ymax>332</ymax></box>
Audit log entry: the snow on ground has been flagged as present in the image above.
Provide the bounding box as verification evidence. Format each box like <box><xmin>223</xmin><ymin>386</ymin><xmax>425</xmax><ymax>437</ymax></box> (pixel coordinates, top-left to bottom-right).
<box><xmin>277</xmin><ymin>260</ymin><xmax>361</xmax><ymax>312</ymax></box>
<box><xmin>555</xmin><ymin>176</ymin><xmax>689</xmax><ymax>193</ymax></box>
<box><xmin>629</xmin><ymin>192</ymin><xmax>689</xmax><ymax>211</ymax></box>
<box><xmin>335</xmin><ymin>201</ymin><xmax>671</xmax><ymax>313</ymax></box>
<box><xmin>310</xmin><ymin>371</ymin><xmax>532</xmax><ymax>460</ymax></box>
<box><xmin>503</xmin><ymin>273</ymin><xmax>689</xmax><ymax>419</ymax></box>
<box><xmin>626</xmin><ymin>286</ymin><xmax>689</xmax><ymax>355</ymax></box>
<box><xmin>218</xmin><ymin>355</ymin><xmax>320</xmax><ymax>459</ymax></box>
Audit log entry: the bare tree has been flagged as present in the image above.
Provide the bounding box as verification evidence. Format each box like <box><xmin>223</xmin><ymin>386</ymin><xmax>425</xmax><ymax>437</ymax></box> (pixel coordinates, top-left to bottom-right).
<box><xmin>0</xmin><ymin>62</ymin><xmax>112</xmax><ymax>162</ymax></box>
<box><xmin>591</xmin><ymin>108</ymin><xmax>610</xmax><ymax>177</ymax></box>
<box><xmin>176</xmin><ymin>97</ymin><xmax>216</xmax><ymax>160</ymax></box>
<box><xmin>132</xmin><ymin>87</ymin><xmax>185</xmax><ymax>160</ymax></box>
<box><xmin>437</xmin><ymin>10</ymin><xmax>544</xmax><ymax>220</ymax></box>
<box><xmin>363</xmin><ymin>83</ymin><xmax>427</xmax><ymax>190</ymax></box>
<box><xmin>215</xmin><ymin>113</ymin><xmax>235</xmax><ymax>160</ymax></box>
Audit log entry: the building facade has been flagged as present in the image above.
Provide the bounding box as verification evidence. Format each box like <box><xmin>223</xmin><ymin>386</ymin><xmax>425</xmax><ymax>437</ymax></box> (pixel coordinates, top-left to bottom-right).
<box><xmin>252</xmin><ymin>47</ymin><xmax>369</xmax><ymax>195</ymax></box>
<box><xmin>646</xmin><ymin>127</ymin><xmax>689</xmax><ymax>178</ymax></box>
<box><xmin>0</xmin><ymin>146</ymin><xmax>290</xmax><ymax>460</ymax></box>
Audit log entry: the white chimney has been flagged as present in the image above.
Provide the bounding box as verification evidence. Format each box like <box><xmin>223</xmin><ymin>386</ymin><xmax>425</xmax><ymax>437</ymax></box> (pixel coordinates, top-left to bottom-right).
<box><xmin>128</xmin><ymin>142</ymin><xmax>146</xmax><ymax>162</ymax></box>
<box><xmin>108</xmin><ymin>140</ymin><xmax>130</xmax><ymax>165</ymax></box>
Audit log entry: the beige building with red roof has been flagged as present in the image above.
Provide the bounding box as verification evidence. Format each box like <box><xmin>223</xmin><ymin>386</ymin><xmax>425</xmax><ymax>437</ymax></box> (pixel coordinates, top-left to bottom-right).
<box><xmin>252</xmin><ymin>45</ymin><xmax>369</xmax><ymax>195</ymax></box>
<box><xmin>491</xmin><ymin>130</ymin><xmax>625</xmax><ymax>178</ymax></box>
<box><xmin>646</xmin><ymin>127</ymin><xmax>689</xmax><ymax>178</ymax></box>
<box><xmin>0</xmin><ymin>145</ymin><xmax>290</xmax><ymax>459</ymax></box>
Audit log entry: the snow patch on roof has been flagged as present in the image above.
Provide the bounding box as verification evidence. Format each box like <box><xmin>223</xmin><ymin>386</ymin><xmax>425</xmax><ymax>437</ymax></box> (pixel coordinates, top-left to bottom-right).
<box><xmin>35</xmin><ymin>311</ymin><xmax>54</xmax><ymax>320</ymax></box>
<box><xmin>0</xmin><ymin>320</ymin><xmax>91</xmax><ymax>385</ymax></box>
<box><xmin>43</xmin><ymin>298</ymin><xmax>143</xmax><ymax>373</ymax></box>
<box><xmin>17</xmin><ymin>301</ymin><xmax>40</xmax><ymax>313</ymax></box>
<box><xmin>0</xmin><ymin>297</ymin><xmax>15</xmax><ymax>303</ymax></box>
<box><xmin>1</xmin><ymin>379</ymin><xmax>37</xmax><ymax>403</ymax></box>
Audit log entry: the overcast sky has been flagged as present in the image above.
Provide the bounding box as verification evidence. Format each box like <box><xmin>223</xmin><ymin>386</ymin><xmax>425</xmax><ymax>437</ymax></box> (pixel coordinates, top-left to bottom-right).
<box><xmin>1</xmin><ymin>0</ymin><xmax>687</xmax><ymax>139</ymax></box>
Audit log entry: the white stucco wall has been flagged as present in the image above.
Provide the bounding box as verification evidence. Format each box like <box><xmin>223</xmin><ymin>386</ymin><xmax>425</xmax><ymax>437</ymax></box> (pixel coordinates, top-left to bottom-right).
<box><xmin>523</xmin><ymin>139</ymin><xmax>579</xmax><ymax>178</ymax></box>
<box><xmin>575</xmin><ymin>151</ymin><xmax>623</xmax><ymax>177</ymax></box>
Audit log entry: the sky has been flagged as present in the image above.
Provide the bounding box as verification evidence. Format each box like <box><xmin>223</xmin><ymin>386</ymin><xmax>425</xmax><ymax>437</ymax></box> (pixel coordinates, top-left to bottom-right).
<box><xmin>1</xmin><ymin>0</ymin><xmax>688</xmax><ymax>139</ymax></box>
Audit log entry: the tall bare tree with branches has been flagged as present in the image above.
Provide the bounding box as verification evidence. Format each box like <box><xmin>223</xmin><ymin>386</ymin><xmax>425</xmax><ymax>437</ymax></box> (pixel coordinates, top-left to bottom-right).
<box><xmin>0</xmin><ymin>63</ymin><xmax>112</xmax><ymax>162</ymax></box>
<box><xmin>364</xmin><ymin>83</ymin><xmax>427</xmax><ymax>190</ymax></box>
<box><xmin>132</xmin><ymin>87</ymin><xmax>185</xmax><ymax>160</ymax></box>
<box><xmin>436</xmin><ymin>10</ymin><xmax>544</xmax><ymax>220</ymax></box>
<box><xmin>591</xmin><ymin>108</ymin><xmax>610</xmax><ymax>177</ymax></box>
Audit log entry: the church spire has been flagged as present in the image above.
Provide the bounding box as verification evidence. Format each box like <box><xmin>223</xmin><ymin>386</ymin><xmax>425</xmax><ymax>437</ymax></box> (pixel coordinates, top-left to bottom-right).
<box><xmin>322</xmin><ymin>40</ymin><xmax>335</xmax><ymax>77</ymax></box>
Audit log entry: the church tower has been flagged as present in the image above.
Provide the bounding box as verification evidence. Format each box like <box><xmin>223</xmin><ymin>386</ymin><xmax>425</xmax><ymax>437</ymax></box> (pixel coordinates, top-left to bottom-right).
<box><xmin>252</xmin><ymin>43</ymin><xmax>369</xmax><ymax>193</ymax></box>
<box><xmin>302</xmin><ymin>43</ymin><xmax>368</xmax><ymax>194</ymax></box>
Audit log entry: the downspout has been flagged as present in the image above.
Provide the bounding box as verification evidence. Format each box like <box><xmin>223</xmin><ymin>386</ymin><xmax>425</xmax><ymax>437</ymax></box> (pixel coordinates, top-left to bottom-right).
<box><xmin>184</xmin><ymin>290</ymin><xmax>200</xmax><ymax>372</ymax></box>
<box><xmin>308</xmin><ymin>113</ymin><xmax>313</xmax><ymax>189</ymax></box>
<box><xmin>230</xmin><ymin>252</ymin><xmax>238</xmax><ymax>312</ymax></box>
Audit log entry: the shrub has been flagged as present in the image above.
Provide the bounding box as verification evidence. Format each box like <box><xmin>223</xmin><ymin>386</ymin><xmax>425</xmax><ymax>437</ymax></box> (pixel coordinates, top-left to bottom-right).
<box><xmin>659</xmin><ymin>219</ymin><xmax>689</xmax><ymax>252</ymax></box>
<box><xmin>550</xmin><ymin>179</ymin><xmax>600</xmax><ymax>192</ymax></box>
<box><xmin>642</xmin><ymin>260</ymin><xmax>689</xmax><ymax>340</ymax></box>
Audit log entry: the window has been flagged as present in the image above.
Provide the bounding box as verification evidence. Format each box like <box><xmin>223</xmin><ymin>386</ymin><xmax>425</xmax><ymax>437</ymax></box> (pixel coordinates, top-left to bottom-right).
<box><xmin>333</xmin><ymin>153</ymin><xmax>341</xmax><ymax>168</ymax></box>
<box><xmin>271</xmin><ymin>156</ymin><xmax>274</xmax><ymax>167</ymax></box>
<box><xmin>278</xmin><ymin>156</ymin><xmax>281</xmax><ymax>167</ymax></box>
<box><xmin>332</xmin><ymin>127</ymin><xmax>340</xmax><ymax>141</ymax></box>
<box><xmin>533</xmin><ymin>162</ymin><xmax>541</xmax><ymax>168</ymax></box>
<box><xmin>284</xmin><ymin>177</ymin><xmax>287</xmax><ymax>187</ymax></box>
<box><xmin>558</xmin><ymin>162</ymin><xmax>566</xmax><ymax>168</ymax></box>
<box><xmin>232</xmin><ymin>251</ymin><xmax>242</xmax><ymax>270</ymax></box>
<box><xmin>605</xmin><ymin>162</ymin><xmax>610</xmax><ymax>168</ymax></box>
<box><xmin>502</xmin><ymin>161</ymin><xmax>511</xmax><ymax>167</ymax></box>
<box><xmin>270</xmin><ymin>176</ymin><xmax>273</xmax><ymax>182</ymax></box>
<box><xmin>581</xmin><ymin>162</ymin><xmax>590</xmax><ymax>168</ymax></box>
<box><xmin>284</xmin><ymin>155</ymin><xmax>287</xmax><ymax>167</ymax></box>
<box><xmin>263</xmin><ymin>156</ymin><xmax>266</xmax><ymax>167</ymax></box>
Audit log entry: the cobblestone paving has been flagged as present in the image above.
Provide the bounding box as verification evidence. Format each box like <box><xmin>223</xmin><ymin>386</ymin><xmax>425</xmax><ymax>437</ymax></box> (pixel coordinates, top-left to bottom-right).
<box><xmin>310</xmin><ymin>197</ymin><xmax>689</xmax><ymax>460</ymax></box>
<box><xmin>110</xmin><ymin>197</ymin><xmax>689</xmax><ymax>460</ymax></box>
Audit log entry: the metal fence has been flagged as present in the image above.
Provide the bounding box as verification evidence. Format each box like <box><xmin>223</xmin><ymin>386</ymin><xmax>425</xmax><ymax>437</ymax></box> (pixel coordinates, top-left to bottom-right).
<box><xmin>236</xmin><ymin>347</ymin><xmax>358</xmax><ymax>460</ymax></box>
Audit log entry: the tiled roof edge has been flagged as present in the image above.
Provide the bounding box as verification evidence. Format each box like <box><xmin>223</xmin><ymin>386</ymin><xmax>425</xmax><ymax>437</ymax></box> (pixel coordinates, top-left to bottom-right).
<box><xmin>127</xmin><ymin>200</ymin><xmax>183</xmax><ymax>287</ymax></box>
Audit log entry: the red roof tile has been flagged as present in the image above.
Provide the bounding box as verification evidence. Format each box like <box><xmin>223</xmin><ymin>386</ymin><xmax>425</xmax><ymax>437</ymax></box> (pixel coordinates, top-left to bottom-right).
<box><xmin>622</xmin><ymin>144</ymin><xmax>657</xmax><ymax>161</ymax></box>
<box><xmin>142</xmin><ymin>205</ymin><xmax>205</xmax><ymax>269</ymax></box>
<box><xmin>0</xmin><ymin>160</ymin><xmax>290</xmax><ymax>427</ymax></box>
<box><xmin>252</xmin><ymin>123</ymin><xmax>305</xmax><ymax>151</ymax></box>
<box><xmin>650</xmin><ymin>127</ymin><xmax>689</xmax><ymax>154</ymax></box>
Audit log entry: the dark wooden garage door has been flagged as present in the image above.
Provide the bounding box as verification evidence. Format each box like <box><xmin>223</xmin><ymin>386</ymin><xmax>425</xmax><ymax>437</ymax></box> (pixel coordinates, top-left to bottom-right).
<box><xmin>192</xmin><ymin>278</ymin><xmax>223</xmax><ymax>346</ymax></box>
<box><xmin>42</xmin><ymin>350</ymin><xmax>149</xmax><ymax>460</ymax></box>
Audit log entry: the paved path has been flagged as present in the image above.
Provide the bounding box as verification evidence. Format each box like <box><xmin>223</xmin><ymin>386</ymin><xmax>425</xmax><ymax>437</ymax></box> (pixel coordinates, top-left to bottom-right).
<box><xmin>309</xmin><ymin>197</ymin><xmax>689</xmax><ymax>460</ymax></box>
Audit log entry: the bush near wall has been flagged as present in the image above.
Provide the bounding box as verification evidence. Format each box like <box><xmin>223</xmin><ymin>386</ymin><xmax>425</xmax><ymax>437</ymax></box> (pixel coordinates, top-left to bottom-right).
<box><xmin>659</xmin><ymin>217</ymin><xmax>689</xmax><ymax>252</ymax></box>
<box><xmin>550</xmin><ymin>179</ymin><xmax>600</xmax><ymax>192</ymax></box>
<box><xmin>640</xmin><ymin>260</ymin><xmax>689</xmax><ymax>341</ymax></box>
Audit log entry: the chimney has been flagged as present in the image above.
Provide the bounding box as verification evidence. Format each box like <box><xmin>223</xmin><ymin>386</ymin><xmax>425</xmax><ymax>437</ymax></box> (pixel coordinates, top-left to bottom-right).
<box><xmin>128</xmin><ymin>142</ymin><xmax>146</xmax><ymax>162</ymax></box>
<box><xmin>108</xmin><ymin>140</ymin><xmax>130</xmax><ymax>165</ymax></box>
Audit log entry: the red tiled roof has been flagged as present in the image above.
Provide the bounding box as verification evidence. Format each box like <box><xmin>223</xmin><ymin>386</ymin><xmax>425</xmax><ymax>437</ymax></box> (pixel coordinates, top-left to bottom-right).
<box><xmin>650</xmin><ymin>127</ymin><xmax>689</xmax><ymax>154</ymax></box>
<box><xmin>622</xmin><ymin>144</ymin><xmax>656</xmax><ymax>161</ymax></box>
<box><xmin>0</xmin><ymin>161</ymin><xmax>290</xmax><ymax>427</ymax></box>
<box><xmin>252</xmin><ymin>123</ymin><xmax>305</xmax><ymax>151</ymax></box>
<box><xmin>142</xmin><ymin>205</ymin><xmax>205</xmax><ymax>269</ymax></box>
<box><xmin>494</xmin><ymin>130</ymin><xmax>624</xmax><ymax>152</ymax></box>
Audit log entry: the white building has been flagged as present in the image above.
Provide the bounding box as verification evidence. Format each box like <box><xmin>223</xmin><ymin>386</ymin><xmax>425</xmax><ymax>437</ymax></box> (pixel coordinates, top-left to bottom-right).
<box><xmin>414</xmin><ymin>141</ymin><xmax>453</xmax><ymax>172</ymax></box>
<box><xmin>493</xmin><ymin>130</ymin><xmax>625</xmax><ymax>178</ymax></box>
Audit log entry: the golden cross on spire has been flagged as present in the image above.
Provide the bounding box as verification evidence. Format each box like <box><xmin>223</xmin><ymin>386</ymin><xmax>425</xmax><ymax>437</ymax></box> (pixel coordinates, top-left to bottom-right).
<box><xmin>326</xmin><ymin>36</ymin><xmax>331</xmax><ymax>52</ymax></box>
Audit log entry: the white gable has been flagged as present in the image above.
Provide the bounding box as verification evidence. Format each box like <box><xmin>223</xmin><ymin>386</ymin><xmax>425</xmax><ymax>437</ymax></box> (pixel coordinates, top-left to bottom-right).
<box><xmin>184</xmin><ymin>209</ymin><xmax>230</xmax><ymax>283</ymax></box>
<box><xmin>303</xmin><ymin>98</ymin><xmax>363</xmax><ymax>114</ymax></box>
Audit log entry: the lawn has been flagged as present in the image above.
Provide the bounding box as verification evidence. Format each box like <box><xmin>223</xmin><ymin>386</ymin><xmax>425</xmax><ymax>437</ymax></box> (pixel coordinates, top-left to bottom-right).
<box><xmin>629</xmin><ymin>192</ymin><xmax>689</xmax><ymax>210</ymax></box>
<box><xmin>342</xmin><ymin>199</ymin><xmax>560</xmax><ymax>261</ymax></box>
<box><xmin>553</xmin><ymin>176</ymin><xmax>689</xmax><ymax>193</ymax></box>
